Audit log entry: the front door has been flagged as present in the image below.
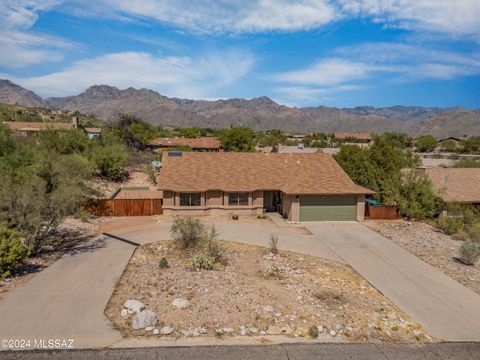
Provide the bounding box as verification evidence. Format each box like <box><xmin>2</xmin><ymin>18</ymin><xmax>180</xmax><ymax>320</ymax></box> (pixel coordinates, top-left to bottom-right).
<box><xmin>264</xmin><ymin>191</ymin><xmax>276</xmax><ymax>212</ymax></box>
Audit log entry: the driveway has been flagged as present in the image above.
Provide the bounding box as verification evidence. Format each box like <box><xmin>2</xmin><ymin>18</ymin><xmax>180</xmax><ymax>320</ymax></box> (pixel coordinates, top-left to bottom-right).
<box><xmin>0</xmin><ymin>236</ymin><xmax>135</xmax><ymax>349</ymax></box>
<box><xmin>305</xmin><ymin>222</ymin><xmax>480</xmax><ymax>342</ymax></box>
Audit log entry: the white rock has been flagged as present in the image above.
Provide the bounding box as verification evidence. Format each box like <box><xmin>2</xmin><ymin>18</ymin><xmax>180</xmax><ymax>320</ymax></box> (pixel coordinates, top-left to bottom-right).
<box><xmin>260</xmin><ymin>330</ymin><xmax>267</xmax><ymax>335</ymax></box>
<box><xmin>123</xmin><ymin>299</ymin><xmax>145</xmax><ymax>314</ymax></box>
<box><xmin>153</xmin><ymin>329</ymin><xmax>160</xmax><ymax>335</ymax></box>
<box><xmin>263</xmin><ymin>305</ymin><xmax>274</xmax><ymax>313</ymax></box>
<box><xmin>317</xmin><ymin>325</ymin><xmax>324</xmax><ymax>333</ymax></box>
<box><xmin>120</xmin><ymin>309</ymin><xmax>128</xmax><ymax>317</ymax></box>
<box><xmin>132</xmin><ymin>309</ymin><xmax>157</xmax><ymax>330</ymax></box>
<box><xmin>161</xmin><ymin>326</ymin><xmax>174</xmax><ymax>335</ymax></box>
<box><xmin>248</xmin><ymin>327</ymin><xmax>259</xmax><ymax>334</ymax></box>
<box><xmin>329</xmin><ymin>330</ymin><xmax>337</xmax><ymax>337</ymax></box>
<box><xmin>240</xmin><ymin>328</ymin><xmax>247</xmax><ymax>336</ymax></box>
<box><xmin>171</xmin><ymin>298</ymin><xmax>190</xmax><ymax>309</ymax></box>
<box><xmin>198</xmin><ymin>327</ymin><xmax>207</xmax><ymax>334</ymax></box>
<box><xmin>222</xmin><ymin>327</ymin><xmax>235</xmax><ymax>334</ymax></box>
<box><xmin>145</xmin><ymin>326</ymin><xmax>154</xmax><ymax>331</ymax></box>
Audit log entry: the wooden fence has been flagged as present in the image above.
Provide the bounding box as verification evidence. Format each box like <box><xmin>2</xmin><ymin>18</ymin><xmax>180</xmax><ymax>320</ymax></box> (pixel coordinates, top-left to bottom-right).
<box><xmin>85</xmin><ymin>198</ymin><xmax>163</xmax><ymax>217</ymax></box>
<box><xmin>365</xmin><ymin>204</ymin><xmax>399</xmax><ymax>220</ymax></box>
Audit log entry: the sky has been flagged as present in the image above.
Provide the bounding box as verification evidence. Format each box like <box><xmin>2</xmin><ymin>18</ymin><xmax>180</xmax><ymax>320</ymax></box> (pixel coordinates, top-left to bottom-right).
<box><xmin>0</xmin><ymin>0</ymin><xmax>479</xmax><ymax>108</ymax></box>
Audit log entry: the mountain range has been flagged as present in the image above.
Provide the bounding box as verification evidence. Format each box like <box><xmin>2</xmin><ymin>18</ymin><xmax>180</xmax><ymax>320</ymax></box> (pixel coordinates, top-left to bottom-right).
<box><xmin>1</xmin><ymin>79</ymin><xmax>479</xmax><ymax>137</ymax></box>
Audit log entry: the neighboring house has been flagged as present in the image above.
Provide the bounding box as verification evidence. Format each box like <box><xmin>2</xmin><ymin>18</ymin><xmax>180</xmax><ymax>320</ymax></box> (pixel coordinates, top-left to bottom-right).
<box><xmin>416</xmin><ymin>167</ymin><xmax>480</xmax><ymax>206</ymax></box>
<box><xmin>286</xmin><ymin>133</ymin><xmax>308</xmax><ymax>142</ymax></box>
<box><xmin>438</xmin><ymin>136</ymin><xmax>467</xmax><ymax>144</ymax></box>
<box><xmin>157</xmin><ymin>152</ymin><xmax>373</xmax><ymax>222</ymax></box>
<box><xmin>3</xmin><ymin>117</ymin><xmax>102</xmax><ymax>138</ymax></box>
<box><xmin>332</xmin><ymin>133</ymin><xmax>373</xmax><ymax>147</ymax></box>
<box><xmin>148</xmin><ymin>137</ymin><xmax>222</xmax><ymax>152</ymax></box>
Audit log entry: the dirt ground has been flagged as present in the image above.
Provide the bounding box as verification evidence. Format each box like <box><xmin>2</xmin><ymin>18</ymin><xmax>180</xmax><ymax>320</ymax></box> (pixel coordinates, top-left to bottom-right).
<box><xmin>106</xmin><ymin>240</ymin><xmax>430</xmax><ymax>343</ymax></box>
<box><xmin>92</xmin><ymin>168</ymin><xmax>156</xmax><ymax>198</ymax></box>
<box><xmin>0</xmin><ymin>218</ymin><xmax>98</xmax><ymax>300</ymax></box>
<box><xmin>366</xmin><ymin>220</ymin><xmax>480</xmax><ymax>296</ymax></box>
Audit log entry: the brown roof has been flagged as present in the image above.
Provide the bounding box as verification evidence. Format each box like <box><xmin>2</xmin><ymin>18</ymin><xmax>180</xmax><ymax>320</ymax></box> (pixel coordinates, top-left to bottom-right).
<box><xmin>84</xmin><ymin>127</ymin><xmax>102</xmax><ymax>134</ymax></box>
<box><xmin>4</xmin><ymin>121</ymin><xmax>75</xmax><ymax>131</ymax></box>
<box><xmin>114</xmin><ymin>189</ymin><xmax>163</xmax><ymax>200</ymax></box>
<box><xmin>157</xmin><ymin>152</ymin><xmax>373</xmax><ymax>195</ymax></box>
<box><xmin>148</xmin><ymin>137</ymin><xmax>222</xmax><ymax>149</ymax></box>
<box><xmin>334</xmin><ymin>133</ymin><xmax>372</xmax><ymax>141</ymax></box>
<box><xmin>422</xmin><ymin>168</ymin><xmax>480</xmax><ymax>203</ymax></box>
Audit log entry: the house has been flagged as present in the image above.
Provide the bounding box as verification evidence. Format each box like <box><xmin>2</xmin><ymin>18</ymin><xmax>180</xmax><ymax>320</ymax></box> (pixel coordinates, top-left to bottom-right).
<box><xmin>332</xmin><ymin>133</ymin><xmax>373</xmax><ymax>147</ymax></box>
<box><xmin>286</xmin><ymin>133</ymin><xmax>308</xmax><ymax>142</ymax></box>
<box><xmin>156</xmin><ymin>152</ymin><xmax>374</xmax><ymax>221</ymax></box>
<box><xmin>148</xmin><ymin>137</ymin><xmax>222</xmax><ymax>152</ymax></box>
<box><xmin>3</xmin><ymin>117</ymin><xmax>102</xmax><ymax>138</ymax></box>
<box><xmin>416</xmin><ymin>167</ymin><xmax>480</xmax><ymax>206</ymax></box>
<box><xmin>438</xmin><ymin>136</ymin><xmax>467</xmax><ymax>144</ymax></box>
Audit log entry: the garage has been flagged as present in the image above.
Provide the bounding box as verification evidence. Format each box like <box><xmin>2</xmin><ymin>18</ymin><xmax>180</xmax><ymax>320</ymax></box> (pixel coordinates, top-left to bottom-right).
<box><xmin>299</xmin><ymin>195</ymin><xmax>357</xmax><ymax>221</ymax></box>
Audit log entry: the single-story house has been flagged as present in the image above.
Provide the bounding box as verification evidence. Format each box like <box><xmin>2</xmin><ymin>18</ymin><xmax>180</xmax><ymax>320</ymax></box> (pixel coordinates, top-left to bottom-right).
<box><xmin>332</xmin><ymin>133</ymin><xmax>373</xmax><ymax>147</ymax></box>
<box><xmin>3</xmin><ymin>117</ymin><xmax>102</xmax><ymax>138</ymax></box>
<box><xmin>157</xmin><ymin>152</ymin><xmax>374</xmax><ymax>222</ymax></box>
<box><xmin>286</xmin><ymin>133</ymin><xmax>308</xmax><ymax>142</ymax></box>
<box><xmin>416</xmin><ymin>167</ymin><xmax>480</xmax><ymax>206</ymax></box>
<box><xmin>148</xmin><ymin>137</ymin><xmax>222</xmax><ymax>152</ymax></box>
<box><xmin>84</xmin><ymin>127</ymin><xmax>102</xmax><ymax>140</ymax></box>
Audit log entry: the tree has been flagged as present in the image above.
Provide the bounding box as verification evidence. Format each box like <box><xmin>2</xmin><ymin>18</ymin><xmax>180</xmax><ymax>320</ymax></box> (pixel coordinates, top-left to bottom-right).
<box><xmin>0</xmin><ymin>227</ymin><xmax>27</xmax><ymax>279</ymax></box>
<box><xmin>377</xmin><ymin>132</ymin><xmax>412</xmax><ymax>149</ymax></box>
<box><xmin>415</xmin><ymin>135</ymin><xmax>438</xmax><ymax>152</ymax></box>
<box><xmin>113</xmin><ymin>114</ymin><xmax>158</xmax><ymax>150</ymax></box>
<box><xmin>398</xmin><ymin>172</ymin><xmax>439</xmax><ymax>219</ymax></box>
<box><xmin>440</xmin><ymin>139</ymin><xmax>458</xmax><ymax>153</ymax></box>
<box><xmin>89</xmin><ymin>141</ymin><xmax>128</xmax><ymax>181</ymax></box>
<box><xmin>219</xmin><ymin>127</ymin><xmax>255</xmax><ymax>152</ymax></box>
<box><xmin>460</xmin><ymin>136</ymin><xmax>480</xmax><ymax>154</ymax></box>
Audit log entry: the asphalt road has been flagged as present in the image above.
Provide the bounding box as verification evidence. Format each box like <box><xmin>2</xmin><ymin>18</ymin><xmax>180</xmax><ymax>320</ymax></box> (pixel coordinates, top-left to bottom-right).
<box><xmin>2</xmin><ymin>343</ymin><xmax>480</xmax><ymax>360</ymax></box>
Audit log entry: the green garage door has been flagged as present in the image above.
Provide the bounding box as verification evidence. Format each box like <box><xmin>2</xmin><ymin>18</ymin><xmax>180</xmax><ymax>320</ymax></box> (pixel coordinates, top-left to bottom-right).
<box><xmin>299</xmin><ymin>195</ymin><xmax>357</xmax><ymax>221</ymax></box>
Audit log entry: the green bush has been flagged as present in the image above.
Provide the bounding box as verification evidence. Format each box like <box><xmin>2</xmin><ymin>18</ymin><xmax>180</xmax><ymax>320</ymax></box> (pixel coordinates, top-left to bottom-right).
<box><xmin>188</xmin><ymin>255</ymin><xmax>218</xmax><ymax>271</ymax></box>
<box><xmin>437</xmin><ymin>217</ymin><xmax>463</xmax><ymax>235</ymax></box>
<box><xmin>467</xmin><ymin>223</ymin><xmax>480</xmax><ymax>243</ymax></box>
<box><xmin>415</xmin><ymin>135</ymin><xmax>438</xmax><ymax>152</ymax></box>
<box><xmin>308</xmin><ymin>326</ymin><xmax>319</xmax><ymax>338</ymax></box>
<box><xmin>170</xmin><ymin>217</ymin><xmax>206</xmax><ymax>248</ymax></box>
<box><xmin>89</xmin><ymin>142</ymin><xmax>128</xmax><ymax>181</ymax></box>
<box><xmin>206</xmin><ymin>225</ymin><xmax>227</xmax><ymax>265</ymax></box>
<box><xmin>0</xmin><ymin>227</ymin><xmax>27</xmax><ymax>280</ymax></box>
<box><xmin>457</xmin><ymin>241</ymin><xmax>479</xmax><ymax>265</ymax></box>
<box><xmin>398</xmin><ymin>173</ymin><xmax>439</xmax><ymax>220</ymax></box>
<box><xmin>159</xmin><ymin>257</ymin><xmax>169</xmax><ymax>269</ymax></box>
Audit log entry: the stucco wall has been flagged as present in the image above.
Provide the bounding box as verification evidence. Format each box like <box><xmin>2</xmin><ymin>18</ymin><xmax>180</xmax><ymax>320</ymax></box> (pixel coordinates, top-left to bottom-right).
<box><xmin>282</xmin><ymin>194</ymin><xmax>299</xmax><ymax>222</ymax></box>
<box><xmin>356</xmin><ymin>194</ymin><xmax>365</xmax><ymax>221</ymax></box>
<box><xmin>206</xmin><ymin>191</ymin><xmax>223</xmax><ymax>206</ymax></box>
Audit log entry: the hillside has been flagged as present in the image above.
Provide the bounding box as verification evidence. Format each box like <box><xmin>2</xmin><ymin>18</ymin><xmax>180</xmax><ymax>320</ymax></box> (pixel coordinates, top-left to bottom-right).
<box><xmin>0</xmin><ymin>79</ymin><xmax>479</xmax><ymax>137</ymax></box>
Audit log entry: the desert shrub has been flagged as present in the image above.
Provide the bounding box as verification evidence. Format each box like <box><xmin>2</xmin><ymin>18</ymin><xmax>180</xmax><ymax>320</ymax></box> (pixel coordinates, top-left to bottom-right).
<box><xmin>415</xmin><ymin>135</ymin><xmax>438</xmax><ymax>152</ymax></box>
<box><xmin>398</xmin><ymin>172</ymin><xmax>439</xmax><ymax>220</ymax></box>
<box><xmin>159</xmin><ymin>257</ymin><xmax>169</xmax><ymax>269</ymax></box>
<box><xmin>206</xmin><ymin>225</ymin><xmax>227</xmax><ymax>265</ymax></box>
<box><xmin>76</xmin><ymin>207</ymin><xmax>91</xmax><ymax>223</ymax></box>
<box><xmin>467</xmin><ymin>223</ymin><xmax>480</xmax><ymax>243</ymax></box>
<box><xmin>452</xmin><ymin>159</ymin><xmax>480</xmax><ymax>168</ymax></box>
<box><xmin>0</xmin><ymin>227</ymin><xmax>27</xmax><ymax>280</ymax></box>
<box><xmin>308</xmin><ymin>326</ymin><xmax>319</xmax><ymax>338</ymax></box>
<box><xmin>257</xmin><ymin>214</ymin><xmax>267</xmax><ymax>219</ymax></box>
<box><xmin>188</xmin><ymin>255</ymin><xmax>218</xmax><ymax>271</ymax></box>
<box><xmin>437</xmin><ymin>217</ymin><xmax>463</xmax><ymax>235</ymax></box>
<box><xmin>170</xmin><ymin>217</ymin><xmax>206</xmax><ymax>248</ymax></box>
<box><xmin>269</xmin><ymin>234</ymin><xmax>279</xmax><ymax>255</ymax></box>
<box><xmin>89</xmin><ymin>141</ymin><xmax>128</xmax><ymax>181</ymax></box>
<box><xmin>457</xmin><ymin>241</ymin><xmax>479</xmax><ymax>265</ymax></box>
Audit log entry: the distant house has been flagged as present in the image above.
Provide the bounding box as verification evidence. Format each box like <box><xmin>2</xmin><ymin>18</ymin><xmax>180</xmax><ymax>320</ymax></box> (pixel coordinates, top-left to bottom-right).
<box><xmin>148</xmin><ymin>137</ymin><xmax>222</xmax><ymax>152</ymax></box>
<box><xmin>332</xmin><ymin>133</ymin><xmax>373</xmax><ymax>146</ymax></box>
<box><xmin>3</xmin><ymin>117</ymin><xmax>102</xmax><ymax>138</ymax></box>
<box><xmin>157</xmin><ymin>152</ymin><xmax>373</xmax><ymax>221</ymax></box>
<box><xmin>286</xmin><ymin>133</ymin><xmax>308</xmax><ymax>142</ymax></box>
<box><xmin>438</xmin><ymin>136</ymin><xmax>467</xmax><ymax>144</ymax></box>
<box><xmin>416</xmin><ymin>167</ymin><xmax>480</xmax><ymax>206</ymax></box>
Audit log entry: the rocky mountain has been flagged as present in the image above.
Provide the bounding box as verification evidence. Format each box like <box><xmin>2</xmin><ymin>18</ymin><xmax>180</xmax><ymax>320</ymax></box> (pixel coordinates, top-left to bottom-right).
<box><xmin>0</xmin><ymin>79</ymin><xmax>47</xmax><ymax>108</ymax></box>
<box><xmin>0</xmin><ymin>79</ymin><xmax>478</xmax><ymax>137</ymax></box>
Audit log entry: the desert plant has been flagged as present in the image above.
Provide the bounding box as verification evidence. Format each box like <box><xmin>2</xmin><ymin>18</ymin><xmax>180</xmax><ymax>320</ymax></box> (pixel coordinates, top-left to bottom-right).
<box><xmin>457</xmin><ymin>241</ymin><xmax>480</xmax><ymax>265</ymax></box>
<box><xmin>159</xmin><ymin>257</ymin><xmax>169</xmax><ymax>269</ymax></box>
<box><xmin>170</xmin><ymin>217</ymin><xmax>206</xmax><ymax>248</ymax></box>
<box><xmin>437</xmin><ymin>216</ymin><xmax>463</xmax><ymax>235</ymax></box>
<box><xmin>308</xmin><ymin>326</ymin><xmax>319</xmax><ymax>338</ymax></box>
<box><xmin>257</xmin><ymin>214</ymin><xmax>267</xmax><ymax>219</ymax></box>
<box><xmin>0</xmin><ymin>227</ymin><xmax>27</xmax><ymax>280</ymax></box>
<box><xmin>76</xmin><ymin>207</ymin><xmax>91</xmax><ymax>223</ymax></box>
<box><xmin>467</xmin><ymin>223</ymin><xmax>480</xmax><ymax>243</ymax></box>
<box><xmin>206</xmin><ymin>227</ymin><xmax>227</xmax><ymax>265</ymax></box>
<box><xmin>269</xmin><ymin>234</ymin><xmax>279</xmax><ymax>255</ymax></box>
<box><xmin>188</xmin><ymin>255</ymin><xmax>218</xmax><ymax>271</ymax></box>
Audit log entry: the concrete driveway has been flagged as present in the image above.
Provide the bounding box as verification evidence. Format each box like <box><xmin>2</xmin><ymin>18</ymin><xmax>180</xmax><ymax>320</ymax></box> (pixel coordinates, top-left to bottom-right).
<box><xmin>0</xmin><ymin>236</ymin><xmax>135</xmax><ymax>349</ymax></box>
<box><xmin>305</xmin><ymin>222</ymin><xmax>480</xmax><ymax>342</ymax></box>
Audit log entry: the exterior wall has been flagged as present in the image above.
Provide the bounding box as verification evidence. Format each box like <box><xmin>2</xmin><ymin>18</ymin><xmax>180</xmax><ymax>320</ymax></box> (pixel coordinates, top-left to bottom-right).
<box><xmin>252</xmin><ymin>190</ymin><xmax>264</xmax><ymax>207</ymax></box>
<box><xmin>356</xmin><ymin>194</ymin><xmax>365</xmax><ymax>221</ymax></box>
<box><xmin>206</xmin><ymin>191</ymin><xmax>223</xmax><ymax>206</ymax></box>
<box><xmin>163</xmin><ymin>191</ymin><xmax>175</xmax><ymax>206</ymax></box>
<box><xmin>282</xmin><ymin>194</ymin><xmax>299</xmax><ymax>222</ymax></box>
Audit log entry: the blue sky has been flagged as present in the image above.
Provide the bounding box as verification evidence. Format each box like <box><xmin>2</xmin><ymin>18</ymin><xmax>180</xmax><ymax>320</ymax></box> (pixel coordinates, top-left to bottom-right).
<box><xmin>1</xmin><ymin>1</ymin><xmax>479</xmax><ymax>108</ymax></box>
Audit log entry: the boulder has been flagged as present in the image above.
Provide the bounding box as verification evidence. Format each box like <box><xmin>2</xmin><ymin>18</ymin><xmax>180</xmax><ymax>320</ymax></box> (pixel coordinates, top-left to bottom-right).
<box><xmin>153</xmin><ymin>329</ymin><xmax>160</xmax><ymax>335</ymax></box>
<box><xmin>123</xmin><ymin>299</ymin><xmax>145</xmax><ymax>314</ymax></box>
<box><xmin>161</xmin><ymin>326</ymin><xmax>174</xmax><ymax>335</ymax></box>
<box><xmin>120</xmin><ymin>309</ymin><xmax>128</xmax><ymax>317</ymax></box>
<box><xmin>171</xmin><ymin>298</ymin><xmax>190</xmax><ymax>309</ymax></box>
<box><xmin>132</xmin><ymin>309</ymin><xmax>157</xmax><ymax>330</ymax></box>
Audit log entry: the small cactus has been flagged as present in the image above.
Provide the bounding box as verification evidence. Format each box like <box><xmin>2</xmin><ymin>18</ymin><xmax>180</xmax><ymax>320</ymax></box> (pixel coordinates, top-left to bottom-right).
<box><xmin>159</xmin><ymin>257</ymin><xmax>169</xmax><ymax>269</ymax></box>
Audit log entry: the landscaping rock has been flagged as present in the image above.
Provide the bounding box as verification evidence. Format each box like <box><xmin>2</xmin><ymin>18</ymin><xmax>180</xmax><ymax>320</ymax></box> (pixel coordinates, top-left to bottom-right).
<box><xmin>145</xmin><ymin>326</ymin><xmax>154</xmax><ymax>331</ymax></box>
<box><xmin>153</xmin><ymin>328</ymin><xmax>160</xmax><ymax>335</ymax></box>
<box><xmin>198</xmin><ymin>327</ymin><xmax>207</xmax><ymax>334</ymax></box>
<box><xmin>160</xmin><ymin>326</ymin><xmax>174</xmax><ymax>335</ymax></box>
<box><xmin>120</xmin><ymin>309</ymin><xmax>128</xmax><ymax>317</ymax></box>
<box><xmin>123</xmin><ymin>299</ymin><xmax>145</xmax><ymax>314</ymax></box>
<box><xmin>317</xmin><ymin>325</ymin><xmax>324</xmax><ymax>333</ymax></box>
<box><xmin>262</xmin><ymin>305</ymin><xmax>274</xmax><ymax>313</ymax></box>
<box><xmin>248</xmin><ymin>327</ymin><xmax>259</xmax><ymax>334</ymax></box>
<box><xmin>267</xmin><ymin>325</ymin><xmax>282</xmax><ymax>335</ymax></box>
<box><xmin>329</xmin><ymin>330</ymin><xmax>337</xmax><ymax>337</ymax></box>
<box><xmin>171</xmin><ymin>298</ymin><xmax>190</xmax><ymax>309</ymax></box>
<box><xmin>222</xmin><ymin>327</ymin><xmax>235</xmax><ymax>334</ymax></box>
<box><xmin>132</xmin><ymin>309</ymin><xmax>157</xmax><ymax>330</ymax></box>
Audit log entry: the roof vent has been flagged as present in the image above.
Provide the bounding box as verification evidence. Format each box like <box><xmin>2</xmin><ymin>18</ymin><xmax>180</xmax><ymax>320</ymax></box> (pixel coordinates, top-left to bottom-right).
<box><xmin>168</xmin><ymin>151</ymin><xmax>183</xmax><ymax>157</ymax></box>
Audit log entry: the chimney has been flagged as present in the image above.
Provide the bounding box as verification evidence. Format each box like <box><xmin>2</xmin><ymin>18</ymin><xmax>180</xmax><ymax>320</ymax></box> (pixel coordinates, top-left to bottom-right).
<box><xmin>72</xmin><ymin>116</ymin><xmax>79</xmax><ymax>129</ymax></box>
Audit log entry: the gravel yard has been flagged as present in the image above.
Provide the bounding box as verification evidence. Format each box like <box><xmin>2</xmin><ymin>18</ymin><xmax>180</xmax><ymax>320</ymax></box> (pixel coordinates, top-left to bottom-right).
<box><xmin>366</xmin><ymin>220</ymin><xmax>480</xmax><ymax>296</ymax></box>
<box><xmin>105</xmin><ymin>240</ymin><xmax>429</xmax><ymax>343</ymax></box>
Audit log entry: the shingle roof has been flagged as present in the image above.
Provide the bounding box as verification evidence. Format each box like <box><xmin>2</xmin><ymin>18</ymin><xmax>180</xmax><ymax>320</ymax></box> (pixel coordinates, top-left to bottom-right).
<box><xmin>4</xmin><ymin>121</ymin><xmax>75</xmax><ymax>131</ymax></box>
<box><xmin>334</xmin><ymin>133</ymin><xmax>372</xmax><ymax>141</ymax></box>
<box><xmin>423</xmin><ymin>168</ymin><xmax>480</xmax><ymax>203</ymax></box>
<box><xmin>157</xmin><ymin>152</ymin><xmax>373</xmax><ymax>195</ymax></box>
<box><xmin>148</xmin><ymin>137</ymin><xmax>222</xmax><ymax>149</ymax></box>
<box><xmin>84</xmin><ymin>127</ymin><xmax>102</xmax><ymax>134</ymax></box>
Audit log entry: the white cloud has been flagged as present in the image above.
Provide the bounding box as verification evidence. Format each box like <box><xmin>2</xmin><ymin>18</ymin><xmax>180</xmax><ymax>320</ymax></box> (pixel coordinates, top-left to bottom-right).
<box><xmin>93</xmin><ymin>0</ymin><xmax>339</xmax><ymax>33</ymax></box>
<box><xmin>0</xmin><ymin>0</ymin><xmax>74</xmax><ymax>68</ymax></box>
<box><xmin>339</xmin><ymin>0</ymin><xmax>480</xmax><ymax>36</ymax></box>
<box><xmin>273</xmin><ymin>58</ymin><xmax>373</xmax><ymax>86</ymax></box>
<box><xmin>7</xmin><ymin>50</ymin><xmax>255</xmax><ymax>98</ymax></box>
